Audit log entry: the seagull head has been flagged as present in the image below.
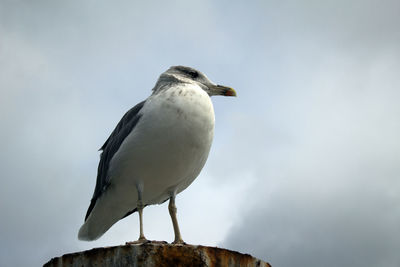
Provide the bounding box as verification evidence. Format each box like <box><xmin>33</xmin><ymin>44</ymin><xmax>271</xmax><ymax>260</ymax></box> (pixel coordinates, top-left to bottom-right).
<box><xmin>154</xmin><ymin>66</ymin><xmax>237</xmax><ymax>97</ymax></box>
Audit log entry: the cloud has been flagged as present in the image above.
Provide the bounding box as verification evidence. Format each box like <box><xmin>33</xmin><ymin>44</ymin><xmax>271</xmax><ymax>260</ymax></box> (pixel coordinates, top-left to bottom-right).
<box><xmin>0</xmin><ymin>1</ymin><xmax>399</xmax><ymax>266</ymax></box>
<box><xmin>220</xmin><ymin>24</ymin><xmax>400</xmax><ymax>267</ymax></box>
<box><xmin>0</xmin><ymin>1</ymin><xmax>245</xmax><ymax>265</ymax></box>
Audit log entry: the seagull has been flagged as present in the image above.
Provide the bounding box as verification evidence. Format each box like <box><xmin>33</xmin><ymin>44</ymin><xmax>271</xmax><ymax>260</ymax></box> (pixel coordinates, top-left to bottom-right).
<box><xmin>78</xmin><ymin>66</ymin><xmax>236</xmax><ymax>243</ymax></box>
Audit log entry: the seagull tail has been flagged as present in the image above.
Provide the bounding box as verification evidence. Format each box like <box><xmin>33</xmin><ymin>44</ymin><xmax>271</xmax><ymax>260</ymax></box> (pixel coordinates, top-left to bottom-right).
<box><xmin>78</xmin><ymin>219</ymin><xmax>104</xmax><ymax>241</ymax></box>
<box><xmin>77</xmin><ymin>206</ymin><xmax>121</xmax><ymax>241</ymax></box>
<box><xmin>78</xmin><ymin>190</ymin><xmax>132</xmax><ymax>241</ymax></box>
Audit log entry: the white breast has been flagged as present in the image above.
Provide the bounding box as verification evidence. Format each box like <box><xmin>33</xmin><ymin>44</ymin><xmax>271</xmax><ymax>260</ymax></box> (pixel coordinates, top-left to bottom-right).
<box><xmin>109</xmin><ymin>83</ymin><xmax>215</xmax><ymax>205</ymax></box>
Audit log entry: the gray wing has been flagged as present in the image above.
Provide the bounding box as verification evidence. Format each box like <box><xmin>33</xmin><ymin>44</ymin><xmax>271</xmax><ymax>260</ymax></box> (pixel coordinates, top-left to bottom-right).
<box><xmin>84</xmin><ymin>100</ymin><xmax>146</xmax><ymax>221</ymax></box>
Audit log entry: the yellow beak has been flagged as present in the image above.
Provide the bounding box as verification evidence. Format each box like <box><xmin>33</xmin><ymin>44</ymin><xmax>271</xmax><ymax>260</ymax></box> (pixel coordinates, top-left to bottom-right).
<box><xmin>211</xmin><ymin>85</ymin><xmax>237</xmax><ymax>97</ymax></box>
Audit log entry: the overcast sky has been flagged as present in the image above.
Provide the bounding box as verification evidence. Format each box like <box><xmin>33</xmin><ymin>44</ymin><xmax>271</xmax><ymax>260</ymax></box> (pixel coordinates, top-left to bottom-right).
<box><xmin>1</xmin><ymin>1</ymin><xmax>399</xmax><ymax>266</ymax></box>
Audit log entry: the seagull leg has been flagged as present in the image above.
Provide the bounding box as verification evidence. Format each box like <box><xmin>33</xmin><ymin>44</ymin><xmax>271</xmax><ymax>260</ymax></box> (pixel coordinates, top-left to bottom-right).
<box><xmin>137</xmin><ymin>187</ymin><xmax>147</xmax><ymax>242</ymax></box>
<box><xmin>137</xmin><ymin>202</ymin><xmax>147</xmax><ymax>241</ymax></box>
<box><xmin>126</xmin><ymin>187</ymin><xmax>149</xmax><ymax>245</ymax></box>
<box><xmin>168</xmin><ymin>194</ymin><xmax>184</xmax><ymax>244</ymax></box>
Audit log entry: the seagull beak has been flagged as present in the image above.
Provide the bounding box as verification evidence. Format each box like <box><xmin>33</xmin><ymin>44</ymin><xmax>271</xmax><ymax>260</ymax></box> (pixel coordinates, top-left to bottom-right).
<box><xmin>210</xmin><ymin>84</ymin><xmax>237</xmax><ymax>97</ymax></box>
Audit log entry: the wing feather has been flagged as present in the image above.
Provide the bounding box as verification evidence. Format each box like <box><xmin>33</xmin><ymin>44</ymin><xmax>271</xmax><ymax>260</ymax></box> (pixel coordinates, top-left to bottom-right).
<box><xmin>84</xmin><ymin>100</ymin><xmax>146</xmax><ymax>221</ymax></box>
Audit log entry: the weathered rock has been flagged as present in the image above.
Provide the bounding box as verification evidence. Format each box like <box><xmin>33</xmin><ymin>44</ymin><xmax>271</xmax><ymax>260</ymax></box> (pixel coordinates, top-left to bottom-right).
<box><xmin>44</xmin><ymin>241</ymin><xmax>271</xmax><ymax>267</ymax></box>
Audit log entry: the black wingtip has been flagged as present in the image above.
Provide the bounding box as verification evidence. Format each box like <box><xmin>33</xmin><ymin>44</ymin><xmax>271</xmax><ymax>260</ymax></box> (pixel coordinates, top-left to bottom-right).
<box><xmin>84</xmin><ymin>199</ymin><xmax>97</xmax><ymax>221</ymax></box>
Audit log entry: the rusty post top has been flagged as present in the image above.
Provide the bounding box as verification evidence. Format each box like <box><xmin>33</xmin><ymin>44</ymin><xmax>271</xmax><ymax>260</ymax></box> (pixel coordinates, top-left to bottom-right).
<box><xmin>44</xmin><ymin>241</ymin><xmax>271</xmax><ymax>267</ymax></box>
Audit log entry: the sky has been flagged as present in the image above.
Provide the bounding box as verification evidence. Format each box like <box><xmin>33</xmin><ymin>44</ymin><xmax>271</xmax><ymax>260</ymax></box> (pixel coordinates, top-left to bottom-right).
<box><xmin>1</xmin><ymin>0</ymin><xmax>399</xmax><ymax>266</ymax></box>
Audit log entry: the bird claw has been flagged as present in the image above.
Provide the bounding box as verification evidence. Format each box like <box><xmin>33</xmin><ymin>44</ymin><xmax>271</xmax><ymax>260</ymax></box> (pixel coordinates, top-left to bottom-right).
<box><xmin>172</xmin><ymin>239</ymin><xmax>186</xmax><ymax>245</ymax></box>
<box><xmin>126</xmin><ymin>238</ymin><xmax>150</xmax><ymax>245</ymax></box>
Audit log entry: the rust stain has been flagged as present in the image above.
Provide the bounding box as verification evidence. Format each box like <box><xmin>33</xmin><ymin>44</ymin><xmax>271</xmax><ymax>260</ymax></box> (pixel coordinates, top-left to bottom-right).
<box><xmin>44</xmin><ymin>242</ymin><xmax>271</xmax><ymax>267</ymax></box>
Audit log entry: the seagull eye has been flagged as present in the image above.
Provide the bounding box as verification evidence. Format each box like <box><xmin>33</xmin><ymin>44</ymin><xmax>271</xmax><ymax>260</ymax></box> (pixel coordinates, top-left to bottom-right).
<box><xmin>176</xmin><ymin>67</ymin><xmax>200</xmax><ymax>79</ymax></box>
<box><xmin>182</xmin><ymin>69</ymin><xmax>198</xmax><ymax>79</ymax></box>
<box><xmin>188</xmin><ymin>71</ymin><xmax>199</xmax><ymax>79</ymax></box>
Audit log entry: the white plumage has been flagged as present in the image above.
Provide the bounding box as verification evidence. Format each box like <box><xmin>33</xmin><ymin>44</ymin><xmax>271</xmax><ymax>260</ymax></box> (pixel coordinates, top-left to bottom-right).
<box><xmin>78</xmin><ymin>66</ymin><xmax>236</xmax><ymax>243</ymax></box>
